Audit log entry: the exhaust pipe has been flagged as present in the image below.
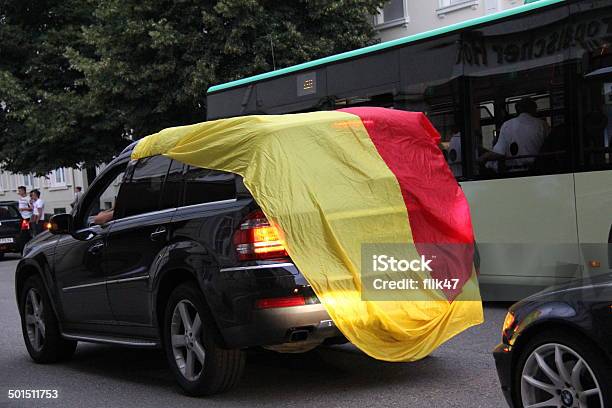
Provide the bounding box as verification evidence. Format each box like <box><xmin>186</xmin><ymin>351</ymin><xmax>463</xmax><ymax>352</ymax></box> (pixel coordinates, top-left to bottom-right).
<box><xmin>289</xmin><ymin>329</ymin><xmax>309</xmax><ymax>342</ymax></box>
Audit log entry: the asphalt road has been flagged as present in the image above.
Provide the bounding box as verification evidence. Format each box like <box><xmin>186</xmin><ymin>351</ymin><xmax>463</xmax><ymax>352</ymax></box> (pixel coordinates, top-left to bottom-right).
<box><xmin>0</xmin><ymin>254</ymin><xmax>509</xmax><ymax>408</ymax></box>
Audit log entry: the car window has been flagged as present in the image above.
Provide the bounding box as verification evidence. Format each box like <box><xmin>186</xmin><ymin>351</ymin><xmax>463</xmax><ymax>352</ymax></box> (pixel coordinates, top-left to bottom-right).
<box><xmin>81</xmin><ymin>164</ymin><xmax>127</xmax><ymax>228</ymax></box>
<box><xmin>0</xmin><ymin>204</ymin><xmax>20</xmax><ymax>220</ymax></box>
<box><xmin>114</xmin><ymin>156</ymin><xmax>172</xmax><ymax>218</ymax></box>
<box><xmin>183</xmin><ymin>166</ymin><xmax>236</xmax><ymax>206</ymax></box>
<box><xmin>160</xmin><ymin>160</ymin><xmax>184</xmax><ymax>210</ymax></box>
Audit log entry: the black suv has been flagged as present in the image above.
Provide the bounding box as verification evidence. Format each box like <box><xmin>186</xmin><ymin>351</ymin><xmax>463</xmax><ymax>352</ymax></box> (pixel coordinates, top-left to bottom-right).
<box><xmin>15</xmin><ymin>145</ymin><xmax>341</xmax><ymax>395</ymax></box>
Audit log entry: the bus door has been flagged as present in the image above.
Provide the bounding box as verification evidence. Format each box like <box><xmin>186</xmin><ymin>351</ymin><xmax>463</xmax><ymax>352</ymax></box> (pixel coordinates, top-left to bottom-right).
<box><xmin>574</xmin><ymin>56</ymin><xmax>612</xmax><ymax>276</ymax></box>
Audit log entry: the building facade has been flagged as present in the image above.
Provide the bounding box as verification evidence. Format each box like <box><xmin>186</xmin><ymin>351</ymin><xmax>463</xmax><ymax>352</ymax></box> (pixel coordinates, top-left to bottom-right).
<box><xmin>374</xmin><ymin>0</ymin><xmax>531</xmax><ymax>42</ymax></box>
<box><xmin>0</xmin><ymin>168</ymin><xmax>88</xmax><ymax>215</ymax></box>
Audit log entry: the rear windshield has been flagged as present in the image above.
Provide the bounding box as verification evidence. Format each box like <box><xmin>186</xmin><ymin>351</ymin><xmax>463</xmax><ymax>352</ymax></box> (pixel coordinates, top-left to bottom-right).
<box><xmin>0</xmin><ymin>204</ymin><xmax>20</xmax><ymax>220</ymax></box>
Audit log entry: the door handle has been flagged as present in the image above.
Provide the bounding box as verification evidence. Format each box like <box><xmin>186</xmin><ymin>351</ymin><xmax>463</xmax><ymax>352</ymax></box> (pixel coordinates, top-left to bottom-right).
<box><xmin>88</xmin><ymin>241</ymin><xmax>105</xmax><ymax>255</ymax></box>
<box><xmin>150</xmin><ymin>227</ymin><xmax>167</xmax><ymax>241</ymax></box>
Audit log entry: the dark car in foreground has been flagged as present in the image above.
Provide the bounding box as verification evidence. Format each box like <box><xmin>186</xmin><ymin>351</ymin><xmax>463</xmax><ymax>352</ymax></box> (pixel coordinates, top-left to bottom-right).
<box><xmin>493</xmin><ymin>274</ymin><xmax>612</xmax><ymax>408</ymax></box>
<box><xmin>0</xmin><ymin>200</ymin><xmax>31</xmax><ymax>259</ymax></box>
<box><xmin>14</xmin><ymin>144</ymin><xmax>342</xmax><ymax>396</ymax></box>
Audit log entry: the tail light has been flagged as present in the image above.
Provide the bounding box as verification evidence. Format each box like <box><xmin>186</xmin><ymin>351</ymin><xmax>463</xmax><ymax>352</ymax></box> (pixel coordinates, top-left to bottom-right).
<box><xmin>255</xmin><ymin>296</ymin><xmax>305</xmax><ymax>309</ymax></box>
<box><xmin>233</xmin><ymin>210</ymin><xmax>288</xmax><ymax>261</ymax></box>
<box><xmin>20</xmin><ymin>219</ymin><xmax>29</xmax><ymax>231</ymax></box>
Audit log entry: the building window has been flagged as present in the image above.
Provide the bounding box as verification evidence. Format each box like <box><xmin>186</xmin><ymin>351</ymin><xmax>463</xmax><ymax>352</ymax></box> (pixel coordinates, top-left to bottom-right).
<box><xmin>51</xmin><ymin>167</ymin><xmax>66</xmax><ymax>186</ymax></box>
<box><xmin>23</xmin><ymin>174</ymin><xmax>34</xmax><ymax>187</ymax></box>
<box><xmin>483</xmin><ymin>0</ymin><xmax>500</xmax><ymax>14</ymax></box>
<box><xmin>437</xmin><ymin>0</ymin><xmax>479</xmax><ymax>18</ymax></box>
<box><xmin>439</xmin><ymin>0</ymin><xmax>474</xmax><ymax>6</ymax></box>
<box><xmin>373</xmin><ymin>0</ymin><xmax>409</xmax><ymax>29</ymax></box>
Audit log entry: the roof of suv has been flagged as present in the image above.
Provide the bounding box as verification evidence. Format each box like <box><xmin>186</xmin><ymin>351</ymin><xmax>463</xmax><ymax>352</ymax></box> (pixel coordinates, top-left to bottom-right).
<box><xmin>119</xmin><ymin>141</ymin><xmax>139</xmax><ymax>157</ymax></box>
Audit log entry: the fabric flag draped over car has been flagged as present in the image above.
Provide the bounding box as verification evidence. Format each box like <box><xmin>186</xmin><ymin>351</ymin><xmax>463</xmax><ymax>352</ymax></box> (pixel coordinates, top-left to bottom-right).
<box><xmin>132</xmin><ymin>107</ymin><xmax>483</xmax><ymax>362</ymax></box>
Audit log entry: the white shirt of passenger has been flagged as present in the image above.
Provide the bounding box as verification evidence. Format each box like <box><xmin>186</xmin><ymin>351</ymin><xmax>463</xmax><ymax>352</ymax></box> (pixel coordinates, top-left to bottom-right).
<box><xmin>492</xmin><ymin>113</ymin><xmax>549</xmax><ymax>171</ymax></box>
<box><xmin>18</xmin><ymin>196</ymin><xmax>32</xmax><ymax>219</ymax></box>
<box><xmin>33</xmin><ymin>198</ymin><xmax>45</xmax><ymax>221</ymax></box>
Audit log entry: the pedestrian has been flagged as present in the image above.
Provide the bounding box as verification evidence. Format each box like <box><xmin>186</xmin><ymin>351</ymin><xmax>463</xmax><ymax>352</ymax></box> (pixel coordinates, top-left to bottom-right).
<box><xmin>71</xmin><ymin>186</ymin><xmax>83</xmax><ymax>208</ymax></box>
<box><xmin>29</xmin><ymin>189</ymin><xmax>45</xmax><ymax>236</ymax></box>
<box><xmin>17</xmin><ymin>186</ymin><xmax>32</xmax><ymax>222</ymax></box>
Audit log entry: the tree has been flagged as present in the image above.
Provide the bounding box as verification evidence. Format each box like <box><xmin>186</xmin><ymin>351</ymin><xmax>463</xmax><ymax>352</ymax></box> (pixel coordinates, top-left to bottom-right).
<box><xmin>0</xmin><ymin>0</ymin><xmax>127</xmax><ymax>175</ymax></box>
<box><xmin>1</xmin><ymin>0</ymin><xmax>385</xmax><ymax>174</ymax></box>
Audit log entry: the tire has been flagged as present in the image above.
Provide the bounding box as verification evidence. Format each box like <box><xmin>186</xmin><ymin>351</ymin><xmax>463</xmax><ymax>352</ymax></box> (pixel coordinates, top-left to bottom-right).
<box><xmin>0</xmin><ymin>252</ymin><xmax>5</xmax><ymax>260</ymax></box>
<box><xmin>163</xmin><ymin>283</ymin><xmax>245</xmax><ymax>396</ymax></box>
<box><xmin>19</xmin><ymin>275</ymin><xmax>77</xmax><ymax>363</ymax></box>
<box><xmin>513</xmin><ymin>328</ymin><xmax>612</xmax><ymax>408</ymax></box>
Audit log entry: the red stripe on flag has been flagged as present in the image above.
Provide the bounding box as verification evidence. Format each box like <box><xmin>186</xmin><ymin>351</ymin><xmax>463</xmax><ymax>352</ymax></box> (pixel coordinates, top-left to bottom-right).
<box><xmin>340</xmin><ymin>107</ymin><xmax>475</xmax><ymax>300</ymax></box>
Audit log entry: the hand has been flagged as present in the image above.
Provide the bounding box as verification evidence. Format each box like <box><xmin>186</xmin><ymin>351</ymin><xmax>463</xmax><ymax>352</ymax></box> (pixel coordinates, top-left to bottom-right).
<box><xmin>93</xmin><ymin>209</ymin><xmax>114</xmax><ymax>225</ymax></box>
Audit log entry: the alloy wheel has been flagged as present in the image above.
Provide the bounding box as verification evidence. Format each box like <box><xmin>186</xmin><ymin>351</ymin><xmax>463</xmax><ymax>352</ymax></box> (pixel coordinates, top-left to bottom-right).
<box><xmin>24</xmin><ymin>288</ymin><xmax>46</xmax><ymax>352</ymax></box>
<box><xmin>521</xmin><ymin>342</ymin><xmax>604</xmax><ymax>408</ymax></box>
<box><xmin>170</xmin><ymin>300</ymin><xmax>206</xmax><ymax>381</ymax></box>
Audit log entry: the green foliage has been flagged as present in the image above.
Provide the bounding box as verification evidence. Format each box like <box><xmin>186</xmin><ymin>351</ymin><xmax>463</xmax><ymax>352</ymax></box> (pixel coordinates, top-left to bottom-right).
<box><xmin>1</xmin><ymin>0</ymin><xmax>385</xmax><ymax>174</ymax></box>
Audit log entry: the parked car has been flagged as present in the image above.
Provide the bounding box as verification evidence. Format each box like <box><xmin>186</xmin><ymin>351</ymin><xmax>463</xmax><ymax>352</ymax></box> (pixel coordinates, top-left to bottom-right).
<box><xmin>493</xmin><ymin>274</ymin><xmax>612</xmax><ymax>408</ymax></box>
<box><xmin>0</xmin><ymin>200</ymin><xmax>31</xmax><ymax>259</ymax></box>
<box><xmin>14</xmin><ymin>145</ymin><xmax>342</xmax><ymax>396</ymax></box>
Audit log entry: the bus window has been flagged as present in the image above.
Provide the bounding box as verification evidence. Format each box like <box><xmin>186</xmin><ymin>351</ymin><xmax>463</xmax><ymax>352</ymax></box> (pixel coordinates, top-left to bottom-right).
<box><xmin>428</xmin><ymin>106</ymin><xmax>464</xmax><ymax>179</ymax></box>
<box><xmin>577</xmin><ymin>47</ymin><xmax>612</xmax><ymax>170</ymax></box>
<box><xmin>395</xmin><ymin>35</ymin><xmax>465</xmax><ymax>178</ymax></box>
<box><xmin>580</xmin><ymin>80</ymin><xmax>612</xmax><ymax>169</ymax></box>
<box><xmin>479</xmin><ymin>102</ymin><xmax>496</xmax><ymax>152</ymax></box>
<box><xmin>459</xmin><ymin>2</ymin><xmax>575</xmax><ymax>178</ymax></box>
<box><xmin>468</xmin><ymin>60</ymin><xmax>573</xmax><ymax>178</ymax></box>
<box><xmin>395</xmin><ymin>80</ymin><xmax>464</xmax><ymax>178</ymax></box>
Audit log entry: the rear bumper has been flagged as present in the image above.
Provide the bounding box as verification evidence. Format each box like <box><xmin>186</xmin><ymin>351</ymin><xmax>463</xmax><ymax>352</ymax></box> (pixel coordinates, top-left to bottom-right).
<box><xmin>222</xmin><ymin>303</ymin><xmax>341</xmax><ymax>348</ymax></box>
<box><xmin>0</xmin><ymin>233</ymin><xmax>29</xmax><ymax>254</ymax></box>
<box><xmin>0</xmin><ymin>243</ymin><xmax>20</xmax><ymax>253</ymax></box>
<box><xmin>492</xmin><ymin>343</ymin><xmax>515</xmax><ymax>407</ymax></box>
<box><xmin>212</xmin><ymin>261</ymin><xmax>342</xmax><ymax>349</ymax></box>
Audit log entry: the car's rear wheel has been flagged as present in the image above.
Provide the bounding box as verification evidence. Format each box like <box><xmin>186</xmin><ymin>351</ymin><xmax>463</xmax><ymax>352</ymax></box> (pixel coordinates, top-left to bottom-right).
<box><xmin>514</xmin><ymin>329</ymin><xmax>611</xmax><ymax>408</ymax></box>
<box><xmin>19</xmin><ymin>275</ymin><xmax>77</xmax><ymax>363</ymax></box>
<box><xmin>163</xmin><ymin>283</ymin><xmax>244</xmax><ymax>396</ymax></box>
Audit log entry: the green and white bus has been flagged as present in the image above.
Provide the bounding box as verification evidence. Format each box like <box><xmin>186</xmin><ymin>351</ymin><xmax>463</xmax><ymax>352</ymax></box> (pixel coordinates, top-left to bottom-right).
<box><xmin>206</xmin><ymin>0</ymin><xmax>612</xmax><ymax>300</ymax></box>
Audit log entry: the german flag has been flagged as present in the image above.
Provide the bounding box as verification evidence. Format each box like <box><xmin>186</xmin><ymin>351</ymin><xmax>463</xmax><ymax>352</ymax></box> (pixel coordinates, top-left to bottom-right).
<box><xmin>133</xmin><ymin>107</ymin><xmax>483</xmax><ymax>362</ymax></box>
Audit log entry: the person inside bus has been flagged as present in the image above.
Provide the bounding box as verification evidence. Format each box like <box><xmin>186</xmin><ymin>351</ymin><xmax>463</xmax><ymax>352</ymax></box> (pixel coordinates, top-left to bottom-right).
<box><xmin>479</xmin><ymin>97</ymin><xmax>549</xmax><ymax>172</ymax></box>
<box><xmin>447</xmin><ymin>125</ymin><xmax>462</xmax><ymax>177</ymax></box>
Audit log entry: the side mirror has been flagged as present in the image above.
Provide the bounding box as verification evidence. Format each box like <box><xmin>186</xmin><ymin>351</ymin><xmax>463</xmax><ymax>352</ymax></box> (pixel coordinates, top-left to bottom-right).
<box><xmin>49</xmin><ymin>213</ymin><xmax>73</xmax><ymax>235</ymax></box>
